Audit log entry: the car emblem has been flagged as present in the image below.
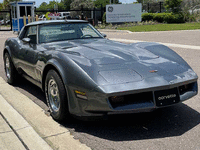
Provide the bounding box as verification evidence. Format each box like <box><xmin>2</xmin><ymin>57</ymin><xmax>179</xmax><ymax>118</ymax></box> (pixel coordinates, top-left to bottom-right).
<box><xmin>149</xmin><ymin>70</ymin><xmax>158</xmax><ymax>73</ymax></box>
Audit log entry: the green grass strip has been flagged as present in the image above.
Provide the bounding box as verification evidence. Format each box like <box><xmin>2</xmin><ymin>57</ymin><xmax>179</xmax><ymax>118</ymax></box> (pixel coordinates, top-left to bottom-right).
<box><xmin>117</xmin><ymin>23</ymin><xmax>200</xmax><ymax>32</ymax></box>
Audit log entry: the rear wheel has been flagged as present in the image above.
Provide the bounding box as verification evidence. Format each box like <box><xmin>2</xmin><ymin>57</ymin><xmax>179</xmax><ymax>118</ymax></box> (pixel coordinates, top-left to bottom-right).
<box><xmin>45</xmin><ymin>70</ymin><xmax>69</xmax><ymax>121</ymax></box>
<box><xmin>4</xmin><ymin>53</ymin><xmax>17</xmax><ymax>84</ymax></box>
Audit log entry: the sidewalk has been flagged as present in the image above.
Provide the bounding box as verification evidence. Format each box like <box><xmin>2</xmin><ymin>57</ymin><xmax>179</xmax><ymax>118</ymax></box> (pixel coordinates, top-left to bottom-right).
<box><xmin>0</xmin><ymin>77</ymin><xmax>91</xmax><ymax>150</ymax></box>
<box><xmin>0</xmin><ymin>94</ymin><xmax>53</xmax><ymax>150</ymax></box>
<box><xmin>0</xmin><ymin>113</ymin><xmax>26</xmax><ymax>149</ymax></box>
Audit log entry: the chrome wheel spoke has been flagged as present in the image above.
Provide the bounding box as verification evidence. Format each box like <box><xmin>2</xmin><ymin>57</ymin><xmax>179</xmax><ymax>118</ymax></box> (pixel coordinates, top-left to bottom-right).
<box><xmin>5</xmin><ymin>56</ymin><xmax>11</xmax><ymax>79</ymax></box>
<box><xmin>48</xmin><ymin>78</ymin><xmax>60</xmax><ymax>112</ymax></box>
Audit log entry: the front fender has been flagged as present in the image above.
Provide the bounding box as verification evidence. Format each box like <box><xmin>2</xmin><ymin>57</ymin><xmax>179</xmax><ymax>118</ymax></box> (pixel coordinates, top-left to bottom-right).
<box><xmin>44</xmin><ymin>55</ymin><xmax>98</xmax><ymax>91</ymax></box>
<box><xmin>3</xmin><ymin>45</ymin><xmax>11</xmax><ymax>59</ymax></box>
<box><xmin>3</xmin><ymin>38</ymin><xmax>13</xmax><ymax>58</ymax></box>
<box><xmin>135</xmin><ymin>42</ymin><xmax>191</xmax><ymax>69</ymax></box>
<box><xmin>43</xmin><ymin>55</ymin><xmax>99</xmax><ymax>115</ymax></box>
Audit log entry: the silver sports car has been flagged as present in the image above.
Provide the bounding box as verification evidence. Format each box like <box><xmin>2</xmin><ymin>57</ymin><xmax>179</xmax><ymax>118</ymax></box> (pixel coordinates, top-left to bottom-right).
<box><xmin>3</xmin><ymin>20</ymin><xmax>198</xmax><ymax>121</ymax></box>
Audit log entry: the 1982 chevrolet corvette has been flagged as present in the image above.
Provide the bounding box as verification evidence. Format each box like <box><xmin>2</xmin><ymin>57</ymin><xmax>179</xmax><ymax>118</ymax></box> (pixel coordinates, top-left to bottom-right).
<box><xmin>3</xmin><ymin>20</ymin><xmax>198</xmax><ymax>120</ymax></box>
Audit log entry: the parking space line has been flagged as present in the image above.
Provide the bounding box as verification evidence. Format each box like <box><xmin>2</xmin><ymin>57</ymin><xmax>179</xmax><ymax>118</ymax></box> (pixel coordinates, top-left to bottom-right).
<box><xmin>110</xmin><ymin>38</ymin><xmax>200</xmax><ymax>50</ymax></box>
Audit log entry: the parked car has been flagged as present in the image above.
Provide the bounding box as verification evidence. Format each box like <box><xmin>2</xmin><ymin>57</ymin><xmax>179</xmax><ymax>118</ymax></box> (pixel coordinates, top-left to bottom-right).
<box><xmin>3</xmin><ymin>20</ymin><xmax>198</xmax><ymax>121</ymax></box>
<box><xmin>58</xmin><ymin>12</ymin><xmax>71</xmax><ymax>19</ymax></box>
<box><xmin>0</xmin><ymin>19</ymin><xmax>10</xmax><ymax>25</ymax></box>
<box><xmin>38</xmin><ymin>15</ymin><xmax>46</xmax><ymax>21</ymax></box>
<box><xmin>0</xmin><ymin>20</ymin><xmax>3</xmax><ymax>24</ymax></box>
<box><xmin>6</xmin><ymin>20</ymin><xmax>10</xmax><ymax>25</ymax></box>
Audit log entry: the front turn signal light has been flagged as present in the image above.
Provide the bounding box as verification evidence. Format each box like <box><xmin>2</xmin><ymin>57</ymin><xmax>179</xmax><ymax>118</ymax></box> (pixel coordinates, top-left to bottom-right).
<box><xmin>74</xmin><ymin>90</ymin><xmax>88</xmax><ymax>100</ymax></box>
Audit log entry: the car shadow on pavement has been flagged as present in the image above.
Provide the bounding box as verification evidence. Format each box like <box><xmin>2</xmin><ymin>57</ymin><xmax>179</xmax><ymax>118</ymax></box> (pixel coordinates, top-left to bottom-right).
<box><xmin>5</xmin><ymin>76</ymin><xmax>200</xmax><ymax>141</ymax></box>
<box><xmin>11</xmin><ymin>77</ymin><xmax>48</xmax><ymax>109</ymax></box>
<box><xmin>61</xmin><ymin>103</ymin><xmax>200</xmax><ymax>141</ymax></box>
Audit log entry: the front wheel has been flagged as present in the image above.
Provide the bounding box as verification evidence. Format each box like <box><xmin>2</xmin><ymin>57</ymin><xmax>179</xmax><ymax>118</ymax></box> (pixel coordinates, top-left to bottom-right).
<box><xmin>45</xmin><ymin>70</ymin><xmax>69</xmax><ymax>121</ymax></box>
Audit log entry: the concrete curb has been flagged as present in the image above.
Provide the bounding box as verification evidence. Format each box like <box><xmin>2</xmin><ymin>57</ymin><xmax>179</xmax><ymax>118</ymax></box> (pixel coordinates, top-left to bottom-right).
<box><xmin>0</xmin><ymin>77</ymin><xmax>91</xmax><ymax>150</ymax></box>
<box><xmin>98</xmin><ymin>29</ymin><xmax>200</xmax><ymax>34</ymax></box>
<box><xmin>0</xmin><ymin>94</ymin><xmax>53</xmax><ymax>150</ymax></box>
<box><xmin>98</xmin><ymin>29</ymin><xmax>132</xmax><ymax>33</ymax></box>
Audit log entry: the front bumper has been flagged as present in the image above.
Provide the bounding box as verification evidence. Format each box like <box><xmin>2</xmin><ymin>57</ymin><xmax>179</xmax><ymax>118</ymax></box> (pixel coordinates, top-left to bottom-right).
<box><xmin>71</xmin><ymin>80</ymin><xmax>198</xmax><ymax>118</ymax></box>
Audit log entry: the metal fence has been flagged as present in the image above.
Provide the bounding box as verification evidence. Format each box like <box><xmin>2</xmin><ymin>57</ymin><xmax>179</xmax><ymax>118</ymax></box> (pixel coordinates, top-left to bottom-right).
<box><xmin>142</xmin><ymin>2</ymin><xmax>165</xmax><ymax>13</ymax></box>
<box><xmin>35</xmin><ymin>6</ymin><xmax>105</xmax><ymax>25</ymax></box>
<box><xmin>0</xmin><ymin>2</ymin><xmax>167</xmax><ymax>32</ymax></box>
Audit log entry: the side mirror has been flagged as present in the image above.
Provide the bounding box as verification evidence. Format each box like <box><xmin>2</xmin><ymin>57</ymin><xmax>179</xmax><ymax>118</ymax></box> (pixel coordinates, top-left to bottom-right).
<box><xmin>102</xmin><ymin>33</ymin><xmax>107</xmax><ymax>38</ymax></box>
<box><xmin>22</xmin><ymin>38</ymin><xmax>31</xmax><ymax>43</ymax></box>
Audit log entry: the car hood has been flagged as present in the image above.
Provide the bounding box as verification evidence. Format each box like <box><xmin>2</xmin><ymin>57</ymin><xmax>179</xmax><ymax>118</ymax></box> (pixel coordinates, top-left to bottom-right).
<box><xmin>42</xmin><ymin>38</ymin><xmax>159</xmax><ymax>63</ymax></box>
<box><xmin>41</xmin><ymin>39</ymin><xmax>197</xmax><ymax>91</ymax></box>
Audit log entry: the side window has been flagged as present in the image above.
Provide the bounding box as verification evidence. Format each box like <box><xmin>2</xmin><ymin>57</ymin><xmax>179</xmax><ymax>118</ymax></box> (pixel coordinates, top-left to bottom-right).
<box><xmin>79</xmin><ymin>24</ymin><xmax>100</xmax><ymax>38</ymax></box>
<box><xmin>27</xmin><ymin>6</ymin><xmax>32</xmax><ymax>16</ymax></box>
<box><xmin>24</xmin><ymin>26</ymin><xmax>37</xmax><ymax>44</ymax></box>
<box><xmin>14</xmin><ymin>6</ymin><xmax>17</xmax><ymax>18</ymax></box>
<box><xmin>20</xmin><ymin>6</ymin><xmax>26</xmax><ymax>17</ymax></box>
<box><xmin>12</xmin><ymin>6</ymin><xmax>15</xmax><ymax>18</ymax></box>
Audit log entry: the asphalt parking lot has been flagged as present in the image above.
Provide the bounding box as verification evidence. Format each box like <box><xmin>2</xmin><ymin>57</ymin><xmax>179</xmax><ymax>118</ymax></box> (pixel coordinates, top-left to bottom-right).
<box><xmin>0</xmin><ymin>30</ymin><xmax>200</xmax><ymax>150</ymax></box>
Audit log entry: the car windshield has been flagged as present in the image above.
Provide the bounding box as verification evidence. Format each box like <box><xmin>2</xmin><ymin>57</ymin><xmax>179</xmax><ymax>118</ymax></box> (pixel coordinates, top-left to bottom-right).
<box><xmin>39</xmin><ymin>23</ymin><xmax>103</xmax><ymax>43</ymax></box>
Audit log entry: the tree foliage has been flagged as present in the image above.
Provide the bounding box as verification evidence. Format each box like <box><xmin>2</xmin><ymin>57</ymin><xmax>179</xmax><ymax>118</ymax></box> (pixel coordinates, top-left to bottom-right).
<box><xmin>94</xmin><ymin>0</ymin><xmax>121</xmax><ymax>8</ymax></box>
<box><xmin>37</xmin><ymin>2</ymin><xmax>48</xmax><ymax>10</ymax></box>
<box><xmin>70</xmin><ymin>0</ymin><xmax>94</xmax><ymax>10</ymax></box>
<box><xmin>37</xmin><ymin>1</ymin><xmax>66</xmax><ymax>10</ymax></box>
<box><xmin>69</xmin><ymin>0</ymin><xmax>94</xmax><ymax>17</ymax></box>
<box><xmin>0</xmin><ymin>0</ymin><xmax>19</xmax><ymax>10</ymax></box>
<box><xmin>164</xmin><ymin>0</ymin><xmax>183</xmax><ymax>13</ymax></box>
<box><xmin>137</xmin><ymin>0</ymin><xmax>162</xmax><ymax>4</ymax></box>
<box><xmin>63</xmin><ymin>0</ymin><xmax>72</xmax><ymax>10</ymax></box>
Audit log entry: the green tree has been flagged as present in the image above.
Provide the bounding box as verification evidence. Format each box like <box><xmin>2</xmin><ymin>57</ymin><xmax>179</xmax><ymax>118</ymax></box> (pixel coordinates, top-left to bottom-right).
<box><xmin>94</xmin><ymin>0</ymin><xmax>121</xmax><ymax>8</ymax></box>
<box><xmin>164</xmin><ymin>0</ymin><xmax>183</xmax><ymax>13</ymax></box>
<box><xmin>70</xmin><ymin>0</ymin><xmax>94</xmax><ymax>17</ymax></box>
<box><xmin>70</xmin><ymin>0</ymin><xmax>94</xmax><ymax>9</ymax></box>
<box><xmin>58</xmin><ymin>1</ymin><xmax>66</xmax><ymax>10</ymax></box>
<box><xmin>37</xmin><ymin>2</ymin><xmax>48</xmax><ymax>10</ymax></box>
<box><xmin>47</xmin><ymin>1</ymin><xmax>58</xmax><ymax>10</ymax></box>
<box><xmin>0</xmin><ymin>3</ymin><xmax>3</xmax><ymax>11</ymax></box>
<box><xmin>63</xmin><ymin>0</ymin><xmax>72</xmax><ymax>10</ymax></box>
<box><xmin>137</xmin><ymin>0</ymin><xmax>161</xmax><ymax>4</ymax></box>
<box><xmin>37</xmin><ymin>1</ymin><xmax>65</xmax><ymax>11</ymax></box>
<box><xmin>137</xmin><ymin>0</ymin><xmax>144</xmax><ymax>4</ymax></box>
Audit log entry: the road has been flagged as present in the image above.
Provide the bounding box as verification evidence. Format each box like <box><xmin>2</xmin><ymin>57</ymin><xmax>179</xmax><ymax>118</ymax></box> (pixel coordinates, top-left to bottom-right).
<box><xmin>0</xmin><ymin>30</ymin><xmax>200</xmax><ymax>150</ymax></box>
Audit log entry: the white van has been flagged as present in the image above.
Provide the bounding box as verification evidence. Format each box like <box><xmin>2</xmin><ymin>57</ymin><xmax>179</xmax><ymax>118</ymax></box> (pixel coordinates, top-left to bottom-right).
<box><xmin>58</xmin><ymin>12</ymin><xmax>71</xmax><ymax>19</ymax></box>
<box><xmin>38</xmin><ymin>15</ymin><xmax>46</xmax><ymax>21</ymax></box>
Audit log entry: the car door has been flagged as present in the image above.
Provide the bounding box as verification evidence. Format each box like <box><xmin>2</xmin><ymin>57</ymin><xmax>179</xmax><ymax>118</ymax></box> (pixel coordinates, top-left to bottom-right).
<box><xmin>19</xmin><ymin>25</ymin><xmax>42</xmax><ymax>81</ymax></box>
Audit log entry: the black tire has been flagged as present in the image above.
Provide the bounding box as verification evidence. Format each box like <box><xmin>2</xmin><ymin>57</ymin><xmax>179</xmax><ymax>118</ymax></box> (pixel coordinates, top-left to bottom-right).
<box><xmin>45</xmin><ymin>70</ymin><xmax>69</xmax><ymax>121</ymax></box>
<box><xmin>4</xmin><ymin>53</ymin><xmax>17</xmax><ymax>84</ymax></box>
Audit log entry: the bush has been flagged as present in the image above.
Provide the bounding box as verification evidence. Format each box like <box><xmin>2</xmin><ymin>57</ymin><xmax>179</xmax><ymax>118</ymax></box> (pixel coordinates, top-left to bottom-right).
<box><xmin>163</xmin><ymin>13</ymin><xmax>174</xmax><ymax>23</ymax></box>
<box><xmin>142</xmin><ymin>13</ymin><xmax>185</xmax><ymax>23</ymax></box>
<box><xmin>173</xmin><ymin>13</ymin><xmax>185</xmax><ymax>23</ymax></box>
<box><xmin>185</xmin><ymin>14</ymin><xmax>197</xmax><ymax>22</ymax></box>
<box><xmin>45</xmin><ymin>12</ymin><xmax>51</xmax><ymax>20</ymax></box>
<box><xmin>142</xmin><ymin>13</ymin><xmax>154</xmax><ymax>22</ymax></box>
<box><xmin>102</xmin><ymin>12</ymin><xmax>106</xmax><ymax>24</ymax></box>
<box><xmin>153</xmin><ymin>13</ymin><xmax>165</xmax><ymax>23</ymax></box>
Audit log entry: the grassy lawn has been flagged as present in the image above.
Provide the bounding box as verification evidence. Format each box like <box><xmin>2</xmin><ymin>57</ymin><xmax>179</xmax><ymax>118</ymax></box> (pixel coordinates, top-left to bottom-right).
<box><xmin>117</xmin><ymin>22</ymin><xmax>200</xmax><ymax>32</ymax></box>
